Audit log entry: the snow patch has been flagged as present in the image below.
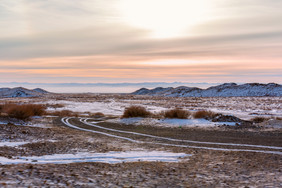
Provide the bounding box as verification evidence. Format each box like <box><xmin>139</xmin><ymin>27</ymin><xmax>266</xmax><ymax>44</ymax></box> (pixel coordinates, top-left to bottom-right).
<box><xmin>0</xmin><ymin>151</ymin><xmax>190</xmax><ymax>165</ymax></box>
<box><xmin>0</xmin><ymin>140</ymin><xmax>57</xmax><ymax>147</ymax></box>
<box><xmin>45</xmin><ymin>100</ymin><xmax>166</xmax><ymax>116</ymax></box>
<box><xmin>0</xmin><ymin>142</ymin><xmax>30</xmax><ymax>147</ymax></box>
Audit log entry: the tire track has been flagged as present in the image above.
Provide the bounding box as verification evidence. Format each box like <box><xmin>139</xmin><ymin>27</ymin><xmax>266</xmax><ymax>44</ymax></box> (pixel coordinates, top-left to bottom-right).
<box><xmin>81</xmin><ymin>118</ymin><xmax>282</xmax><ymax>150</ymax></box>
<box><xmin>61</xmin><ymin>117</ymin><xmax>282</xmax><ymax>155</ymax></box>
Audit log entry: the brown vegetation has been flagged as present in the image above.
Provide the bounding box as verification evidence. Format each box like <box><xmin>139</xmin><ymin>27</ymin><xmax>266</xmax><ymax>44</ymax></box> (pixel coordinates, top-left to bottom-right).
<box><xmin>45</xmin><ymin>103</ymin><xmax>65</xmax><ymax>109</ymax></box>
<box><xmin>47</xmin><ymin>110</ymin><xmax>79</xmax><ymax>117</ymax></box>
<box><xmin>193</xmin><ymin>110</ymin><xmax>216</xmax><ymax>119</ymax></box>
<box><xmin>251</xmin><ymin>117</ymin><xmax>268</xmax><ymax>123</ymax></box>
<box><xmin>92</xmin><ymin>112</ymin><xmax>105</xmax><ymax>118</ymax></box>
<box><xmin>163</xmin><ymin>108</ymin><xmax>190</xmax><ymax>119</ymax></box>
<box><xmin>0</xmin><ymin>103</ymin><xmax>46</xmax><ymax>120</ymax></box>
<box><xmin>122</xmin><ymin>106</ymin><xmax>151</xmax><ymax>118</ymax></box>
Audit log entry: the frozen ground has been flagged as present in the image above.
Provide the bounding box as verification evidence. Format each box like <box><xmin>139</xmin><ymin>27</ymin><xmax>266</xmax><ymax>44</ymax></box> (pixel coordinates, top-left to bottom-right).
<box><xmin>0</xmin><ymin>151</ymin><xmax>190</xmax><ymax>165</ymax></box>
<box><xmin>0</xmin><ymin>141</ymin><xmax>30</xmax><ymax>147</ymax></box>
<box><xmin>0</xmin><ymin>109</ymin><xmax>281</xmax><ymax>187</ymax></box>
<box><xmin>44</xmin><ymin>95</ymin><xmax>282</xmax><ymax>120</ymax></box>
<box><xmin>0</xmin><ymin>117</ymin><xmax>53</xmax><ymax>128</ymax></box>
<box><xmin>1</xmin><ymin>94</ymin><xmax>281</xmax><ymax>120</ymax></box>
<box><xmin>43</xmin><ymin>99</ymin><xmax>167</xmax><ymax>116</ymax></box>
<box><xmin>108</xmin><ymin>118</ymin><xmax>236</xmax><ymax>127</ymax></box>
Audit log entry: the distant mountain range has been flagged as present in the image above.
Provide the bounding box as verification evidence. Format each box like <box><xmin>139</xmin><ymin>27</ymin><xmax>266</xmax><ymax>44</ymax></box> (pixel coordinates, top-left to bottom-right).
<box><xmin>132</xmin><ymin>83</ymin><xmax>282</xmax><ymax>97</ymax></box>
<box><xmin>0</xmin><ymin>82</ymin><xmax>220</xmax><ymax>93</ymax></box>
<box><xmin>0</xmin><ymin>87</ymin><xmax>49</xmax><ymax>98</ymax></box>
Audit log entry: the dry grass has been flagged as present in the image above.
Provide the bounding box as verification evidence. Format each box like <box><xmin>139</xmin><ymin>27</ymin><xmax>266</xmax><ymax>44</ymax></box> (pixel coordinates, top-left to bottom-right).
<box><xmin>122</xmin><ymin>106</ymin><xmax>151</xmax><ymax>118</ymax></box>
<box><xmin>0</xmin><ymin>103</ymin><xmax>46</xmax><ymax>120</ymax></box>
<box><xmin>251</xmin><ymin>117</ymin><xmax>268</xmax><ymax>123</ymax></box>
<box><xmin>45</xmin><ymin>103</ymin><xmax>65</xmax><ymax>109</ymax></box>
<box><xmin>163</xmin><ymin>108</ymin><xmax>190</xmax><ymax>119</ymax></box>
<box><xmin>92</xmin><ymin>112</ymin><xmax>105</xmax><ymax>118</ymax></box>
<box><xmin>47</xmin><ymin>110</ymin><xmax>79</xmax><ymax>117</ymax></box>
<box><xmin>193</xmin><ymin>110</ymin><xmax>216</xmax><ymax>119</ymax></box>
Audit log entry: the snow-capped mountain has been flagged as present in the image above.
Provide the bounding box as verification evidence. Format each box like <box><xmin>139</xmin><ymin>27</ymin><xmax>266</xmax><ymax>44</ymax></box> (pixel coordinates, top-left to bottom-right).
<box><xmin>32</xmin><ymin>88</ymin><xmax>49</xmax><ymax>94</ymax></box>
<box><xmin>0</xmin><ymin>87</ymin><xmax>49</xmax><ymax>98</ymax></box>
<box><xmin>132</xmin><ymin>83</ymin><xmax>282</xmax><ymax>97</ymax></box>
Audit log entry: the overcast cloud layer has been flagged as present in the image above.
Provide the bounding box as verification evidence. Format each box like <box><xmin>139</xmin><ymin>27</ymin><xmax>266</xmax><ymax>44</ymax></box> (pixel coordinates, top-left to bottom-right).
<box><xmin>0</xmin><ymin>0</ymin><xmax>281</xmax><ymax>84</ymax></box>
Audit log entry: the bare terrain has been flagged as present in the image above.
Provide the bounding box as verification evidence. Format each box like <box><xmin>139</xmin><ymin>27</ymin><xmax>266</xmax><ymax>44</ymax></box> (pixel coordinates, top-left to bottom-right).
<box><xmin>0</xmin><ymin>94</ymin><xmax>281</xmax><ymax>187</ymax></box>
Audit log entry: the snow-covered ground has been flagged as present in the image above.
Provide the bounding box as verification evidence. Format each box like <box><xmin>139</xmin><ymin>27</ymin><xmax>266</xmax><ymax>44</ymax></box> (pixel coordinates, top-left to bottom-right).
<box><xmin>0</xmin><ymin>117</ymin><xmax>53</xmax><ymax>128</ymax></box>
<box><xmin>0</xmin><ymin>140</ymin><xmax>57</xmax><ymax>147</ymax></box>
<box><xmin>2</xmin><ymin>95</ymin><xmax>281</xmax><ymax>127</ymax></box>
<box><xmin>0</xmin><ymin>141</ymin><xmax>30</xmax><ymax>147</ymax></box>
<box><xmin>44</xmin><ymin>99</ymin><xmax>167</xmax><ymax>116</ymax></box>
<box><xmin>41</xmin><ymin>96</ymin><xmax>281</xmax><ymax>120</ymax></box>
<box><xmin>45</xmin><ymin>100</ymin><xmax>125</xmax><ymax>115</ymax></box>
<box><xmin>0</xmin><ymin>151</ymin><xmax>191</xmax><ymax>165</ymax></box>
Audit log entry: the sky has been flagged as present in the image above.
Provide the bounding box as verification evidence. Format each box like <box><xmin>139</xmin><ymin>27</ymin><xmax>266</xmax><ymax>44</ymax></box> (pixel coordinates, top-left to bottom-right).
<box><xmin>0</xmin><ymin>0</ymin><xmax>282</xmax><ymax>84</ymax></box>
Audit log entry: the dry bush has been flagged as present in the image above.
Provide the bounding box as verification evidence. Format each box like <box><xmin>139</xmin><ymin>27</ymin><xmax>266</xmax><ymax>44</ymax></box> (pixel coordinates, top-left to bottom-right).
<box><xmin>1</xmin><ymin>104</ymin><xmax>46</xmax><ymax>120</ymax></box>
<box><xmin>276</xmin><ymin>117</ymin><xmax>282</xmax><ymax>120</ymax></box>
<box><xmin>45</xmin><ymin>103</ymin><xmax>65</xmax><ymax>109</ymax></box>
<box><xmin>47</xmin><ymin>110</ymin><xmax>79</xmax><ymax>117</ymax></box>
<box><xmin>251</xmin><ymin>117</ymin><xmax>268</xmax><ymax>123</ymax></box>
<box><xmin>122</xmin><ymin>105</ymin><xmax>151</xmax><ymax>118</ymax></box>
<box><xmin>163</xmin><ymin>108</ymin><xmax>190</xmax><ymax>119</ymax></box>
<box><xmin>193</xmin><ymin>110</ymin><xmax>216</xmax><ymax>119</ymax></box>
<box><xmin>92</xmin><ymin>112</ymin><xmax>105</xmax><ymax>118</ymax></box>
<box><xmin>28</xmin><ymin>104</ymin><xmax>46</xmax><ymax>116</ymax></box>
<box><xmin>6</xmin><ymin>105</ymin><xmax>33</xmax><ymax>120</ymax></box>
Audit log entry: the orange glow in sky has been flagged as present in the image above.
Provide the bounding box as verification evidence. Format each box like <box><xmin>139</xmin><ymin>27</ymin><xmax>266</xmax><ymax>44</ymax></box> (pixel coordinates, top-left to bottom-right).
<box><xmin>0</xmin><ymin>0</ymin><xmax>281</xmax><ymax>84</ymax></box>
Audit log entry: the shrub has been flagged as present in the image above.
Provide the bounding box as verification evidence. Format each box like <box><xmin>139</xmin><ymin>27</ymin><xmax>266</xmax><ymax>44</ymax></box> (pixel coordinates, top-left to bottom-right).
<box><xmin>47</xmin><ymin>110</ymin><xmax>78</xmax><ymax>117</ymax></box>
<box><xmin>122</xmin><ymin>106</ymin><xmax>151</xmax><ymax>118</ymax></box>
<box><xmin>6</xmin><ymin>105</ymin><xmax>33</xmax><ymax>120</ymax></box>
<box><xmin>164</xmin><ymin>108</ymin><xmax>190</xmax><ymax>119</ymax></box>
<box><xmin>28</xmin><ymin>104</ymin><xmax>46</xmax><ymax>116</ymax></box>
<box><xmin>92</xmin><ymin>112</ymin><xmax>105</xmax><ymax>118</ymax></box>
<box><xmin>45</xmin><ymin>103</ymin><xmax>65</xmax><ymax>109</ymax></box>
<box><xmin>251</xmin><ymin>117</ymin><xmax>268</xmax><ymax>123</ymax></box>
<box><xmin>2</xmin><ymin>104</ymin><xmax>46</xmax><ymax>120</ymax></box>
<box><xmin>193</xmin><ymin>110</ymin><xmax>216</xmax><ymax>119</ymax></box>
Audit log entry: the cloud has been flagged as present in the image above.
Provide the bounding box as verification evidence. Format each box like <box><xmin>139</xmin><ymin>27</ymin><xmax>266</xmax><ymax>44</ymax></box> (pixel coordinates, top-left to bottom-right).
<box><xmin>0</xmin><ymin>0</ymin><xmax>281</xmax><ymax>83</ymax></box>
<box><xmin>0</xmin><ymin>27</ymin><xmax>281</xmax><ymax>61</ymax></box>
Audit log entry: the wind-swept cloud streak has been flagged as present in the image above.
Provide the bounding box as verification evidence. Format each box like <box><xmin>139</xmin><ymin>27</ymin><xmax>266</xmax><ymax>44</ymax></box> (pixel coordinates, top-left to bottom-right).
<box><xmin>0</xmin><ymin>0</ymin><xmax>281</xmax><ymax>84</ymax></box>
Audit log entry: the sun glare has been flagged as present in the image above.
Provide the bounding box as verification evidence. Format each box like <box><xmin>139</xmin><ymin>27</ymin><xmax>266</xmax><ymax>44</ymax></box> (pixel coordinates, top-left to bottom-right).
<box><xmin>119</xmin><ymin>0</ymin><xmax>212</xmax><ymax>38</ymax></box>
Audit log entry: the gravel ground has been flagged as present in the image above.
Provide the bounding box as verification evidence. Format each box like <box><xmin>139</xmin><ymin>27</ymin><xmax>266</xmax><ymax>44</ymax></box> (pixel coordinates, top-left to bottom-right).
<box><xmin>0</xmin><ymin>116</ymin><xmax>281</xmax><ymax>187</ymax></box>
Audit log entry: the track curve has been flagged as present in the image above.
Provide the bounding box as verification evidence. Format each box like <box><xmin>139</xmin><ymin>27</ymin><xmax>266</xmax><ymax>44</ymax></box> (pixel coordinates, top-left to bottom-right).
<box><xmin>61</xmin><ymin>117</ymin><xmax>282</xmax><ymax>155</ymax></box>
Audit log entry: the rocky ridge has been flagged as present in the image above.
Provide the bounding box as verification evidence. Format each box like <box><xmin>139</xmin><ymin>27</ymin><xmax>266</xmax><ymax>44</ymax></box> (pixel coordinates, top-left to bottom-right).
<box><xmin>132</xmin><ymin>83</ymin><xmax>282</xmax><ymax>97</ymax></box>
<box><xmin>0</xmin><ymin>87</ymin><xmax>49</xmax><ymax>98</ymax></box>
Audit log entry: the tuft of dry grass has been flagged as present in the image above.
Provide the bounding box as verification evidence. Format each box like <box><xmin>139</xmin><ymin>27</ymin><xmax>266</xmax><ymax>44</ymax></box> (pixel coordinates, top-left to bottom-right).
<box><xmin>193</xmin><ymin>110</ymin><xmax>216</xmax><ymax>119</ymax></box>
<box><xmin>122</xmin><ymin>106</ymin><xmax>151</xmax><ymax>118</ymax></box>
<box><xmin>45</xmin><ymin>103</ymin><xmax>65</xmax><ymax>109</ymax></box>
<box><xmin>251</xmin><ymin>117</ymin><xmax>268</xmax><ymax>123</ymax></box>
<box><xmin>47</xmin><ymin>110</ymin><xmax>79</xmax><ymax>117</ymax></box>
<box><xmin>0</xmin><ymin>103</ymin><xmax>46</xmax><ymax>120</ymax></box>
<box><xmin>163</xmin><ymin>108</ymin><xmax>190</xmax><ymax>119</ymax></box>
<box><xmin>92</xmin><ymin>112</ymin><xmax>105</xmax><ymax>118</ymax></box>
<box><xmin>276</xmin><ymin>117</ymin><xmax>282</xmax><ymax>120</ymax></box>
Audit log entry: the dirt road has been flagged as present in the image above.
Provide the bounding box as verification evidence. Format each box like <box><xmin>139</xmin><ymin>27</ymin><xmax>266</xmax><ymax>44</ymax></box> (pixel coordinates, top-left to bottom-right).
<box><xmin>62</xmin><ymin>117</ymin><xmax>282</xmax><ymax>155</ymax></box>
